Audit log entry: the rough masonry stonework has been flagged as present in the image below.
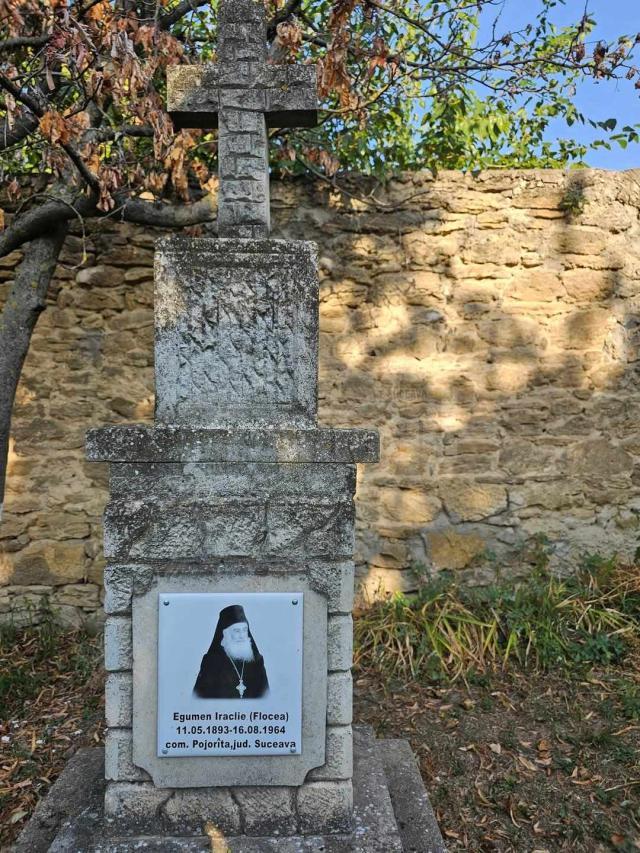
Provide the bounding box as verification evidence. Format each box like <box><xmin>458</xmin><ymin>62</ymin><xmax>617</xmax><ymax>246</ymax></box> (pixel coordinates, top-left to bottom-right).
<box><xmin>3</xmin><ymin>168</ymin><xmax>640</xmax><ymax>623</ymax></box>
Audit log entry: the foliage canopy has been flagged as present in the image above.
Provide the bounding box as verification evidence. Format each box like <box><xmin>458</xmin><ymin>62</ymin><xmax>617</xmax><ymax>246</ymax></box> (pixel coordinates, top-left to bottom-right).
<box><xmin>0</xmin><ymin>0</ymin><xmax>638</xmax><ymax>223</ymax></box>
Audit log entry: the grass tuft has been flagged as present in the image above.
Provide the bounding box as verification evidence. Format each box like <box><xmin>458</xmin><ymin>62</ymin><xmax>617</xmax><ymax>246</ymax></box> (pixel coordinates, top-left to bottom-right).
<box><xmin>354</xmin><ymin>555</ymin><xmax>640</xmax><ymax>683</ymax></box>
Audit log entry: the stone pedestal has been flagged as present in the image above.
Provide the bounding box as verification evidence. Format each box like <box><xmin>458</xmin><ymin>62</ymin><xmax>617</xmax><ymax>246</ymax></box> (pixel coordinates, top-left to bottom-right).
<box><xmin>81</xmin><ymin>235</ymin><xmax>379</xmax><ymax>837</ymax></box>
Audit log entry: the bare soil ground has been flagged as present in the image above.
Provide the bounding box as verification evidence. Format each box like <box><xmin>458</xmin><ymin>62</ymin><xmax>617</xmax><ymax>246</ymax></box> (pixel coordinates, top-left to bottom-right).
<box><xmin>1</xmin><ymin>628</ymin><xmax>638</xmax><ymax>851</ymax></box>
<box><xmin>0</xmin><ymin>629</ymin><xmax>104</xmax><ymax>851</ymax></box>
<box><xmin>354</xmin><ymin>667</ymin><xmax>640</xmax><ymax>852</ymax></box>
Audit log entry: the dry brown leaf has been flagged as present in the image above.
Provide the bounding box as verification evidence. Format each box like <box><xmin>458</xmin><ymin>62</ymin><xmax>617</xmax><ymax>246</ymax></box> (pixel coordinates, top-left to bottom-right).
<box><xmin>39</xmin><ymin>111</ymin><xmax>71</xmax><ymax>146</ymax></box>
<box><xmin>518</xmin><ymin>755</ymin><xmax>538</xmax><ymax>772</ymax></box>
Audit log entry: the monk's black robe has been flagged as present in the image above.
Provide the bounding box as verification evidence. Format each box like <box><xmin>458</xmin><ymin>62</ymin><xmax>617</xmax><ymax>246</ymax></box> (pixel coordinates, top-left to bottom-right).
<box><xmin>193</xmin><ymin>646</ymin><xmax>269</xmax><ymax>699</ymax></box>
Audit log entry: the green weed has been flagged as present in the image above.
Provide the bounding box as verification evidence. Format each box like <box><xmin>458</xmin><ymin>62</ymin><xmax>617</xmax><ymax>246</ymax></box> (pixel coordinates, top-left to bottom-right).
<box><xmin>354</xmin><ymin>552</ymin><xmax>640</xmax><ymax>682</ymax></box>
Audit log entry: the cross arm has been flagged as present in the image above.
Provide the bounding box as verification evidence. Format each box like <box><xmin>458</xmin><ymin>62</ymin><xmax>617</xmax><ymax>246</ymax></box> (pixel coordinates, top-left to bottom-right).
<box><xmin>167</xmin><ymin>65</ymin><xmax>220</xmax><ymax>130</ymax></box>
<box><xmin>167</xmin><ymin>64</ymin><xmax>318</xmax><ymax>130</ymax></box>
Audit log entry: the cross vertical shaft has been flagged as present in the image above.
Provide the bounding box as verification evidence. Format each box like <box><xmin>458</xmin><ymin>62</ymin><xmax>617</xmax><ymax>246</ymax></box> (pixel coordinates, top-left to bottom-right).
<box><xmin>217</xmin><ymin>0</ymin><xmax>270</xmax><ymax>238</ymax></box>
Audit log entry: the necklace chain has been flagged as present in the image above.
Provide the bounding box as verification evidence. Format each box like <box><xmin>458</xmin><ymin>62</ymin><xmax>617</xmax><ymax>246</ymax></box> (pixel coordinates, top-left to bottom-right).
<box><xmin>225</xmin><ymin>651</ymin><xmax>246</xmax><ymax>696</ymax></box>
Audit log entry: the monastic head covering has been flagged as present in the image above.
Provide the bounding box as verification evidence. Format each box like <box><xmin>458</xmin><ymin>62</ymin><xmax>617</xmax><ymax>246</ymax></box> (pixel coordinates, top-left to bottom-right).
<box><xmin>206</xmin><ymin>604</ymin><xmax>251</xmax><ymax>655</ymax></box>
<box><xmin>218</xmin><ymin>605</ymin><xmax>248</xmax><ymax>632</ymax></box>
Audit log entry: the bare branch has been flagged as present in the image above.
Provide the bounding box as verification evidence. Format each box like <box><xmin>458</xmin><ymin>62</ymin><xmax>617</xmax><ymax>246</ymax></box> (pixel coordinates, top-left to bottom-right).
<box><xmin>0</xmin><ymin>34</ymin><xmax>51</xmax><ymax>52</ymax></box>
<box><xmin>85</xmin><ymin>124</ymin><xmax>154</xmax><ymax>143</ymax></box>
<box><xmin>159</xmin><ymin>0</ymin><xmax>209</xmax><ymax>31</ymax></box>
<box><xmin>0</xmin><ymin>191</ymin><xmax>216</xmax><ymax>257</ymax></box>
<box><xmin>0</xmin><ymin>195</ymin><xmax>97</xmax><ymax>257</ymax></box>
<box><xmin>0</xmin><ymin>74</ymin><xmax>101</xmax><ymax>193</ymax></box>
<box><xmin>115</xmin><ymin>193</ymin><xmax>216</xmax><ymax>227</ymax></box>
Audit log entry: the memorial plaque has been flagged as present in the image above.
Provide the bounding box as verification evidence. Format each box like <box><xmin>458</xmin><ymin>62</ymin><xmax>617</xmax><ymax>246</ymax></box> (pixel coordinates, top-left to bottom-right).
<box><xmin>157</xmin><ymin>592</ymin><xmax>303</xmax><ymax>758</ymax></box>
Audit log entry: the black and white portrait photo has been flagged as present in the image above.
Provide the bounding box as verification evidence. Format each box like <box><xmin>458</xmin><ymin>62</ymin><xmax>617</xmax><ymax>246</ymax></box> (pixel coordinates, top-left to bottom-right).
<box><xmin>193</xmin><ymin>603</ymin><xmax>269</xmax><ymax>699</ymax></box>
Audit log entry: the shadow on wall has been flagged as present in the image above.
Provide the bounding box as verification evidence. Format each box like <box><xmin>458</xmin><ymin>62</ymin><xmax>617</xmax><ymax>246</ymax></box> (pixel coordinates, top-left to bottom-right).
<box><xmin>275</xmin><ymin>168</ymin><xmax>640</xmax><ymax>598</ymax></box>
<box><xmin>2</xmin><ymin>168</ymin><xmax>640</xmax><ymax>620</ymax></box>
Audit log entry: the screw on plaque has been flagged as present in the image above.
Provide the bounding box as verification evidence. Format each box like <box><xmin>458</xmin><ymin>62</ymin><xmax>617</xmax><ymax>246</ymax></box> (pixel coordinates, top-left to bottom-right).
<box><xmin>292</xmin><ymin>599</ymin><xmax>298</xmax><ymax>605</ymax></box>
<box><xmin>162</xmin><ymin>748</ymin><xmax>168</xmax><ymax>755</ymax></box>
<box><xmin>163</xmin><ymin>600</ymin><xmax>170</xmax><ymax>606</ymax></box>
<box><xmin>290</xmin><ymin>746</ymin><xmax>296</xmax><ymax>753</ymax></box>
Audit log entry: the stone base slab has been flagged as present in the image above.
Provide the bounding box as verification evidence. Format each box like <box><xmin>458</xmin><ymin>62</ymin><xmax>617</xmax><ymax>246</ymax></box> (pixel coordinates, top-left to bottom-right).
<box><xmin>16</xmin><ymin>728</ymin><xmax>445</xmax><ymax>853</ymax></box>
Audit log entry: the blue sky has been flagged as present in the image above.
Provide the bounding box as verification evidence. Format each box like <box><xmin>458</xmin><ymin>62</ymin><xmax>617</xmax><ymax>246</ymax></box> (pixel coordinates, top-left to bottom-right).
<box><xmin>480</xmin><ymin>0</ymin><xmax>640</xmax><ymax>169</ymax></box>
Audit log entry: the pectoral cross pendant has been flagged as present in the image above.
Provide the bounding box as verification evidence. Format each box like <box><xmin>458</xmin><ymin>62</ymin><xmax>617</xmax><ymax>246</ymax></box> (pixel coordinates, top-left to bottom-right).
<box><xmin>237</xmin><ymin>680</ymin><xmax>246</xmax><ymax>698</ymax></box>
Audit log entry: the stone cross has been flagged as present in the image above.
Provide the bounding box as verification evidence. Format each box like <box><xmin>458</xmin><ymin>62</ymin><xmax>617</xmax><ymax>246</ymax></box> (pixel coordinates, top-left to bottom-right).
<box><xmin>68</xmin><ymin>0</ymin><xmax>432</xmax><ymax>845</ymax></box>
<box><xmin>167</xmin><ymin>0</ymin><xmax>318</xmax><ymax>238</ymax></box>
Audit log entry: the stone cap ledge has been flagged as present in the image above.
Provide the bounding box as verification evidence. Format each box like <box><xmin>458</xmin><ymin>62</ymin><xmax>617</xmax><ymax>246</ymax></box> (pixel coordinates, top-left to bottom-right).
<box><xmin>156</xmin><ymin>235</ymin><xmax>318</xmax><ymax>258</ymax></box>
<box><xmin>86</xmin><ymin>425</ymin><xmax>379</xmax><ymax>463</ymax></box>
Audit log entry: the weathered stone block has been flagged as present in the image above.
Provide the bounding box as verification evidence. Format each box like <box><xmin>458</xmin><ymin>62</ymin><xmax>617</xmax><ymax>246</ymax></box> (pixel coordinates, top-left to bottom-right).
<box><xmin>439</xmin><ymin>481</ymin><xmax>508</xmax><ymax>522</ymax></box>
<box><xmin>161</xmin><ymin>788</ymin><xmax>241</xmax><ymax>835</ymax></box>
<box><xmin>12</xmin><ymin>539</ymin><xmax>86</xmax><ymax>585</ymax></box>
<box><xmin>296</xmin><ymin>781</ymin><xmax>353</xmax><ymax>834</ymax></box>
<box><xmin>308</xmin><ymin>726</ymin><xmax>353</xmax><ymax>781</ymax></box>
<box><xmin>52</xmin><ymin>583</ymin><xmax>100</xmax><ymax>608</ymax></box>
<box><xmin>327</xmin><ymin>671</ymin><xmax>353</xmax><ymax>726</ymax></box>
<box><xmin>109</xmin><ymin>462</ymin><xmax>356</xmax><ymax>501</ymax></box>
<box><xmin>234</xmin><ymin>787</ymin><xmax>297</xmax><ymax>835</ymax></box>
<box><xmin>167</xmin><ymin>63</ymin><xmax>316</xmax><ymax>132</ymax></box>
<box><xmin>103</xmin><ymin>498</ymin><xmax>355</xmax><ymax>561</ymax></box>
<box><xmin>105</xmin><ymin>671</ymin><xmax>132</xmax><ymax>728</ymax></box>
<box><xmin>104</xmin><ymin>615</ymin><xmax>132</xmax><ymax>671</ymax></box>
<box><xmin>379</xmin><ymin>487</ymin><xmax>440</xmax><ymax>525</ymax></box>
<box><xmin>267</xmin><ymin>500</ymin><xmax>355</xmax><ymax>557</ymax></box>
<box><xmin>103</xmin><ymin>781</ymin><xmax>168</xmax><ymax>825</ymax></box>
<box><xmin>427</xmin><ymin>529</ymin><xmax>485</xmax><ymax>570</ymax></box>
<box><xmin>566</xmin><ymin>438</ymin><xmax>632</xmax><ymax>479</ymax></box>
<box><xmin>103</xmin><ymin>565</ymin><xmax>133</xmax><ymax>614</ymax></box>
<box><xmin>87</xmin><ymin>425</ymin><xmax>379</xmax><ymax>464</ymax></box>
<box><xmin>105</xmin><ymin>728</ymin><xmax>148</xmax><ymax>782</ymax></box>
<box><xmin>154</xmin><ymin>238</ymin><xmax>319</xmax><ymax>429</ymax></box>
<box><xmin>75</xmin><ymin>264</ymin><xmax>121</xmax><ymax>288</ymax></box>
<box><xmin>309</xmin><ymin>561</ymin><xmax>355</xmax><ymax>614</ymax></box>
<box><xmin>562</xmin><ymin>268</ymin><xmax>613</xmax><ymax>300</ymax></box>
<box><xmin>327</xmin><ymin>615</ymin><xmax>352</xmax><ymax>671</ymax></box>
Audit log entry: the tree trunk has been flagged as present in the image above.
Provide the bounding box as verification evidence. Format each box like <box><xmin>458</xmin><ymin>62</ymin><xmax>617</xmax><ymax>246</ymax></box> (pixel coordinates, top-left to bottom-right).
<box><xmin>0</xmin><ymin>226</ymin><xmax>67</xmax><ymax>520</ymax></box>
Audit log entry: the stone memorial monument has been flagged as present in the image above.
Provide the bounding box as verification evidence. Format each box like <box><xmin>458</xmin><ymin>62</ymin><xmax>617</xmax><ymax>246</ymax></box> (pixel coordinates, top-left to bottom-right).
<box><xmin>15</xmin><ymin>1</ymin><xmax>443</xmax><ymax>850</ymax></box>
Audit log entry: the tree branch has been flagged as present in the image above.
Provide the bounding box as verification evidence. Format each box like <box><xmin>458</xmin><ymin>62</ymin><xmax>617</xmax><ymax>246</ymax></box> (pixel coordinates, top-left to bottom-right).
<box><xmin>114</xmin><ymin>193</ymin><xmax>216</xmax><ymax>227</ymax></box>
<box><xmin>0</xmin><ymin>73</ymin><xmax>101</xmax><ymax>193</ymax></box>
<box><xmin>159</xmin><ymin>0</ymin><xmax>209</xmax><ymax>31</ymax></box>
<box><xmin>0</xmin><ymin>34</ymin><xmax>51</xmax><ymax>52</ymax></box>
<box><xmin>267</xmin><ymin>0</ymin><xmax>304</xmax><ymax>41</ymax></box>
<box><xmin>0</xmin><ymin>195</ymin><xmax>97</xmax><ymax>257</ymax></box>
<box><xmin>0</xmin><ymin>191</ymin><xmax>216</xmax><ymax>257</ymax></box>
<box><xmin>0</xmin><ymin>112</ymin><xmax>39</xmax><ymax>151</ymax></box>
<box><xmin>85</xmin><ymin>124</ymin><xmax>154</xmax><ymax>143</ymax></box>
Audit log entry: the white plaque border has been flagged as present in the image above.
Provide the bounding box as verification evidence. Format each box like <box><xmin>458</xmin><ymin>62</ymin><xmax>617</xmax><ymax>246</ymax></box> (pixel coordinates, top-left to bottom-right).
<box><xmin>132</xmin><ymin>572</ymin><xmax>327</xmax><ymax>787</ymax></box>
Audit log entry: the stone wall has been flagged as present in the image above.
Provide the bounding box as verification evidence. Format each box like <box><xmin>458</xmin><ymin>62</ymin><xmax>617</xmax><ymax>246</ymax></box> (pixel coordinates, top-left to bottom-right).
<box><xmin>3</xmin><ymin>168</ymin><xmax>640</xmax><ymax>623</ymax></box>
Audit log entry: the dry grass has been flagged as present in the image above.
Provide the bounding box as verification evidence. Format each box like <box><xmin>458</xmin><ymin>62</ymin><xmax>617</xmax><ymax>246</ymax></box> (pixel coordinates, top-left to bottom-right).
<box><xmin>355</xmin><ymin>665</ymin><xmax>640</xmax><ymax>851</ymax></box>
<box><xmin>355</xmin><ymin>556</ymin><xmax>640</xmax><ymax>682</ymax></box>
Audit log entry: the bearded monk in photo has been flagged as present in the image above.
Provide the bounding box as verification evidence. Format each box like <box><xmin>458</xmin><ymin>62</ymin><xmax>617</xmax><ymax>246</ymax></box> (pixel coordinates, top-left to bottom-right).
<box><xmin>193</xmin><ymin>604</ymin><xmax>269</xmax><ymax>699</ymax></box>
